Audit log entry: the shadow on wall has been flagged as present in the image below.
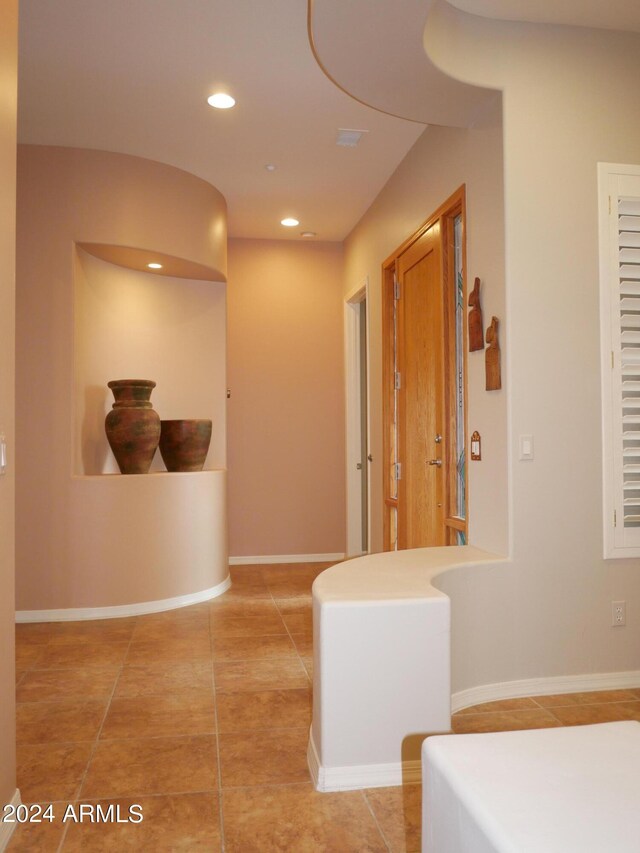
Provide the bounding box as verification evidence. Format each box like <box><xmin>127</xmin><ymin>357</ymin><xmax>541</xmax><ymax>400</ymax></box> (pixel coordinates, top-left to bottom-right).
<box><xmin>82</xmin><ymin>384</ymin><xmax>109</xmax><ymax>475</ymax></box>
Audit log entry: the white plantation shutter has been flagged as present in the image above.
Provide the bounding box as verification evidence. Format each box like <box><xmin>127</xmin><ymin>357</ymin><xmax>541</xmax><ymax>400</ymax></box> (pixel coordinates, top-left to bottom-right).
<box><xmin>599</xmin><ymin>164</ymin><xmax>640</xmax><ymax>557</ymax></box>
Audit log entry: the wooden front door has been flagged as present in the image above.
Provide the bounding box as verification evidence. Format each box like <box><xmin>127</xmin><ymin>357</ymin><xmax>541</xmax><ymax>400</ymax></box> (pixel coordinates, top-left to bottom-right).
<box><xmin>396</xmin><ymin>222</ymin><xmax>446</xmax><ymax>548</ymax></box>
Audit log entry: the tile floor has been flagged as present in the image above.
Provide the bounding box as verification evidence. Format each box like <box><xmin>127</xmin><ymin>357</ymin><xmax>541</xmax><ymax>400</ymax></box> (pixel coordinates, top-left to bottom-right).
<box><xmin>9</xmin><ymin>562</ymin><xmax>640</xmax><ymax>851</ymax></box>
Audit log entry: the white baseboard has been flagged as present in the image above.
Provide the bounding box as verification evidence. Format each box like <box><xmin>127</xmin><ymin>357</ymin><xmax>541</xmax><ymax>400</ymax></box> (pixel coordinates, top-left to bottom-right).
<box><xmin>15</xmin><ymin>576</ymin><xmax>231</xmax><ymax>623</ymax></box>
<box><xmin>307</xmin><ymin>730</ymin><xmax>421</xmax><ymax>793</ymax></box>
<box><xmin>0</xmin><ymin>789</ymin><xmax>21</xmax><ymax>852</ymax></box>
<box><xmin>452</xmin><ymin>669</ymin><xmax>640</xmax><ymax>713</ymax></box>
<box><xmin>229</xmin><ymin>553</ymin><xmax>344</xmax><ymax>566</ymax></box>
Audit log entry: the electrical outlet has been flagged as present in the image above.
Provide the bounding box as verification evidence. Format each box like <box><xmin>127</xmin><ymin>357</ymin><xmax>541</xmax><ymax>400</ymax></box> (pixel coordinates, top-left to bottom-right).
<box><xmin>612</xmin><ymin>601</ymin><xmax>626</xmax><ymax>627</ymax></box>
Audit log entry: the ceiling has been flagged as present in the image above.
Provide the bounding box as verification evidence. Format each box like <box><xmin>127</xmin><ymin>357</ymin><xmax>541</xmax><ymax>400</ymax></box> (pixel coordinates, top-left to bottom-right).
<box><xmin>447</xmin><ymin>0</ymin><xmax>640</xmax><ymax>33</ymax></box>
<box><xmin>17</xmin><ymin>0</ymin><xmax>425</xmax><ymax>242</ymax></box>
<box><xmin>19</xmin><ymin>2</ymin><xmax>640</xmax><ymax>243</ymax></box>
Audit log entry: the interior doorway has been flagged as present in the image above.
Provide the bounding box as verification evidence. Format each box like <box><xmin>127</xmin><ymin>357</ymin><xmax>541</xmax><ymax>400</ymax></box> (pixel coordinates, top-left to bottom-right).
<box><xmin>345</xmin><ymin>280</ymin><xmax>371</xmax><ymax>556</ymax></box>
<box><xmin>382</xmin><ymin>187</ymin><xmax>468</xmax><ymax>550</ymax></box>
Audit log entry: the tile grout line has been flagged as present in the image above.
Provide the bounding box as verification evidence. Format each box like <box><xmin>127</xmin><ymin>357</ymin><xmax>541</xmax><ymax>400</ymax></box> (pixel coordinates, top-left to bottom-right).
<box><xmin>209</xmin><ymin>590</ymin><xmax>227</xmax><ymax>852</ymax></box>
<box><xmin>360</xmin><ymin>789</ymin><xmax>393</xmax><ymax>853</ymax></box>
<box><xmin>55</xmin><ymin>615</ymin><xmax>139</xmax><ymax>852</ymax></box>
<box><xmin>269</xmin><ymin>589</ymin><xmax>312</xmax><ymax>686</ymax></box>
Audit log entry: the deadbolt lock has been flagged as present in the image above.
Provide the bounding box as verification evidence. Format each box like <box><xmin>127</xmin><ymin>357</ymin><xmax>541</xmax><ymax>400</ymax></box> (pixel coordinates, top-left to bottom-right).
<box><xmin>434</xmin><ymin>434</ymin><xmax>442</xmax><ymax>444</ymax></box>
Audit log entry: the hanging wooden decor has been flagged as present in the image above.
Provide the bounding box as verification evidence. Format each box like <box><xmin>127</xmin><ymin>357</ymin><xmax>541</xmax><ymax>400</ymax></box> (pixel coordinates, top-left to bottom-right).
<box><xmin>485</xmin><ymin>316</ymin><xmax>501</xmax><ymax>391</ymax></box>
<box><xmin>468</xmin><ymin>277</ymin><xmax>484</xmax><ymax>352</ymax></box>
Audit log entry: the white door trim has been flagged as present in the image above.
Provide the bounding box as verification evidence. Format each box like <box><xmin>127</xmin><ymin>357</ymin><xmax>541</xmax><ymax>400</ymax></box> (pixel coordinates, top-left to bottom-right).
<box><xmin>345</xmin><ymin>278</ymin><xmax>371</xmax><ymax>556</ymax></box>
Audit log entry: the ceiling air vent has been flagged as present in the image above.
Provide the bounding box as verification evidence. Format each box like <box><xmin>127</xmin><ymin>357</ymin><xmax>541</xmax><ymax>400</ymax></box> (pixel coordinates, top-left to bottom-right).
<box><xmin>336</xmin><ymin>128</ymin><xmax>369</xmax><ymax>148</ymax></box>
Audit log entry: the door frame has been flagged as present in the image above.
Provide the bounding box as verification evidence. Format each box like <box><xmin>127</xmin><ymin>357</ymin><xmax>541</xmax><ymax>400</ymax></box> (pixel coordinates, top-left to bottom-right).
<box><xmin>345</xmin><ymin>278</ymin><xmax>371</xmax><ymax>556</ymax></box>
<box><xmin>381</xmin><ymin>185</ymin><xmax>468</xmax><ymax>550</ymax></box>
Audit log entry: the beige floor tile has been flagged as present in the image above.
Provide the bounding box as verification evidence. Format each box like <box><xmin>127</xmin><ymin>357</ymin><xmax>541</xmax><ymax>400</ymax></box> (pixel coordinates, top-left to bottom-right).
<box><xmin>17</xmin><ymin>742</ymin><xmax>93</xmax><ymax>802</ymax></box>
<box><xmin>217</xmin><ymin>688</ymin><xmax>312</xmax><ymax>733</ymax></box>
<box><xmin>214</xmin><ymin>657</ymin><xmax>308</xmax><ymax>692</ymax></box>
<box><xmin>15</xmin><ymin>623</ymin><xmax>57</xmax><ymax>646</ymax></box>
<box><xmin>228</xmin><ymin>565</ymin><xmax>266</xmax><ymax>582</ymax></box>
<box><xmin>212</xmin><ymin>633</ymin><xmax>298</xmax><ymax>663</ymax></box>
<box><xmin>452</xmin><ymin>708</ymin><xmax>560</xmax><ymax>734</ymax></box>
<box><xmin>125</xmin><ymin>636</ymin><xmax>212</xmax><ymax>664</ymax></box>
<box><xmin>131</xmin><ymin>617</ymin><xmax>210</xmax><ymax>643</ymax></box>
<box><xmin>458</xmin><ymin>697</ymin><xmax>539</xmax><ymax>715</ymax></box>
<box><xmin>302</xmin><ymin>656</ymin><xmax>313</xmax><ymax>680</ymax></box>
<box><xmin>16</xmin><ymin>666</ymin><xmax>120</xmax><ymax>703</ymax></box>
<box><xmin>222</xmin><ymin>783</ymin><xmax>387</xmax><ymax>852</ymax></box>
<box><xmin>290</xmin><ymin>633</ymin><xmax>313</xmax><ymax>657</ymax></box>
<box><xmin>365</xmin><ymin>785</ymin><xmax>422</xmax><ymax>853</ymax></box>
<box><xmin>532</xmin><ymin>689</ymin><xmax>639</xmax><ymax>708</ymax></box>
<box><xmin>265</xmin><ymin>578</ymin><xmax>316</xmax><ymax>599</ymax></box>
<box><xmin>136</xmin><ymin>603</ymin><xmax>211</xmax><ymax>622</ymax></box>
<box><xmin>47</xmin><ymin>618</ymin><xmax>137</xmax><ymax>645</ymax></box>
<box><xmin>36</xmin><ymin>642</ymin><xmax>130</xmax><ymax>669</ymax></box>
<box><xmin>114</xmin><ymin>661</ymin><xmax>214</xmax><ymax>698</ymax></box>
<box><xmin>548</xmin><ymin>700</ymin><xmax>640</xmax><ymax>726</ymax></box>
<box><xmin>5</xmin><ymin>802</ymin><xmax>67</xmax><ymax>852</ymax></box>
<box><xmin>275</xmin><ymin>598</ymin><xmax>313</xmax><ymax>634</ymax></box>
<box><xmin>208</xmin><ymin>612</ymin><xmax>286</xmax><ymax>638</ymax></box>
<box><xmin>215</xmin><ymin>582</ymin><xmax>272</xmax><ymax>601</ymax></box>
<box><xmin>62</xmin><ymin>793</ymin><xmax>222</xmax><ymax>852</ymax></box>
<box><xmin>218</xmin><ymin>728</ymin><xmax>311</xmax><ymax>787</ymax></box>
<box><xmin>100</xmin><ymin>693</ymin><xmax>216</xmax><ymax>739</ymax></box>
<box><xmin>209</xmin><ymin>599</ymin><xmax>280</xmax><ymax>617</ymax></box>
<box><xmin>14</xmin><ymin>645</ymin><xmax>47</xmax><ymax>669</ymax></box>
<box><xmin>222</xmin><ymin>569</ymin><xmax>271</xmax><ymax>600</ymax></box>
<box><xmin>81</xmin><ymin>735</ymin><xmax>218</xmax><ymax>799</ymax></box>
<box><xmin>17</xmin><ymin>699</ymin><xmax>107</xmax><ymax>745</ymax></box>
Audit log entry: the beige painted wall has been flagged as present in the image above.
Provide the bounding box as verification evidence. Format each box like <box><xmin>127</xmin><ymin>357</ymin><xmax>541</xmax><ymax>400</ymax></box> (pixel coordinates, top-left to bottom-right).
<box><xmin>424</xmin><ymin>12</ymin><xmax>640</xmax><ymax>692</ymax></box>
<box><xmin>0</xmin><ymin>0</ymin><xmax>17</xmax><ymax>809</ymax></box>
<box><xmin>227</xmin><ymin>239</ymin><xmax>346</xmax><ymax>558</ymax></box>
<box><xmin>16</xmin><ymin>146</ymin><xmax>228</xmax><ymax>611</ymax></box>
<box><xmin>344</xmin><ymin>98</ymin><xmax>507</xmax><ymax>556</ymax></box>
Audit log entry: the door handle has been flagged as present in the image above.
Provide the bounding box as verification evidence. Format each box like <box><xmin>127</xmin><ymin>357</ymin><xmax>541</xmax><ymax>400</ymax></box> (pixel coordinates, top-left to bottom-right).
<box><xmin>428</xmin><ymin>459</ymin><xmax>442</xmax><ymax>467</ymax></box>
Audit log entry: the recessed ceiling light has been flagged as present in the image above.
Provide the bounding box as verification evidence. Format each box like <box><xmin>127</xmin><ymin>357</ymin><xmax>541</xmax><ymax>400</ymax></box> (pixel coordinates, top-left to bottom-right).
<box><xmin>265</xmin><ymin>164</ymin><xmax>277</xmax><ymax>172</ymax></box>
<box><xmin>300</xmin><ymin>231</ymin><xmax>316</xmax><ymax>238</ymax></box>
<box><xmin>207</xmin><ymin>93</ymin><xmax>235</xmax><ymax>109</ymax></box>
<box><xmin>147</xmin><ymin>262</ymin><xmax>163</xmax><ymax>269</ymax></box>
<box><xmin>281</xmin><ymin>218</ymin><xmax>299</xmax><ymax>227</ymax></box>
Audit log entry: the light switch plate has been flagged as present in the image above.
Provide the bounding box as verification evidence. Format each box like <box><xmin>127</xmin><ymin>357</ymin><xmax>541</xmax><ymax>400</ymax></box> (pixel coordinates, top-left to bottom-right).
<box><xmin>519</xmin><ymin>434</ymin><xmax>534</xmax><ymax>461</ymax></box>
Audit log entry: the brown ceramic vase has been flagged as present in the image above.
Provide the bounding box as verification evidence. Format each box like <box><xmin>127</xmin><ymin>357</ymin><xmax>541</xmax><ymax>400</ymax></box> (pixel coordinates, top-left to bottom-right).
<box><xmin>105</xmin><ymin>379</ymin><xmax>161</xmax><ymax>474</ymax></box>
<box><xmin>159</xmin><ymin>419</ymin><xmax>212</xmax><ymax>472</ymax></box>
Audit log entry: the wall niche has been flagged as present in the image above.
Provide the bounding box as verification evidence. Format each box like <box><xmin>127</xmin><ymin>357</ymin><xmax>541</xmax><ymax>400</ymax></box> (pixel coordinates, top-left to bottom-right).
<box><xmin>74</xmin><ymin>248</ymin><xmax>226</xmax><ymax>476</ymax></box>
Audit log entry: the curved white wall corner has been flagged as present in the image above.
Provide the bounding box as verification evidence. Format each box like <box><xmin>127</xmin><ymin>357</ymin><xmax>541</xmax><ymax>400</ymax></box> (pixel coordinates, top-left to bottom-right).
<box><xmin>310</xmin><ymin>547</ymin><xmax>640</xmax><ymax>792</ymax></box>
<box><xmin>309</xmin><ymin>547</ymin><xmax>498</xmax><ymax>791</ymax></box>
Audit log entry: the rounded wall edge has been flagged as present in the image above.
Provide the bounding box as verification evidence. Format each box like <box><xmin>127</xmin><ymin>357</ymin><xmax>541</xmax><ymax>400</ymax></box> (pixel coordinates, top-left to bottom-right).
<box><xmin>49</xmin><ymin>470</ymin><xmax>229</xmax><ymax>611</ymax></box>
<box><xmin>17</xmin><ymin>144</ymin><xmax>228</xmax><ymax>280</ymax></box>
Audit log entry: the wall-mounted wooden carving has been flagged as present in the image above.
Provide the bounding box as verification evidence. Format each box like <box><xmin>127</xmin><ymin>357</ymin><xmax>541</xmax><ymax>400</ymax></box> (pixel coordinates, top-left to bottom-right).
<box><xmin>471</xmin><ymin>431</ymin><xmax>481</xmax><ymax>460</ymax></box>
<box><xmin>485</xmin><ymin>316</ymin><xmax>501</xmax><ymax>391</ymax></box>
<box><xmin>468</xmin><ymin>277</ymin><xmax>484</xmax><ymax>352</ymax></box>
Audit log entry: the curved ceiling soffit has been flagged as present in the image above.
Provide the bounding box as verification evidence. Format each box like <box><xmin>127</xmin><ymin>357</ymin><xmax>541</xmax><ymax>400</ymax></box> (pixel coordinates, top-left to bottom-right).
<box><xmin>445</xmin><ymin>0</ymin><xmax>640</xmax><ymax>34</ymax></box>
<box><xmin>422</xmin><ymin>0</ymin><xmax>506</xmax><ymax>91</ymax></box>
<box><xmin>308</xmin><ymin>0</ymin><xmax>497</xmax><ymax>128</ymax></box>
